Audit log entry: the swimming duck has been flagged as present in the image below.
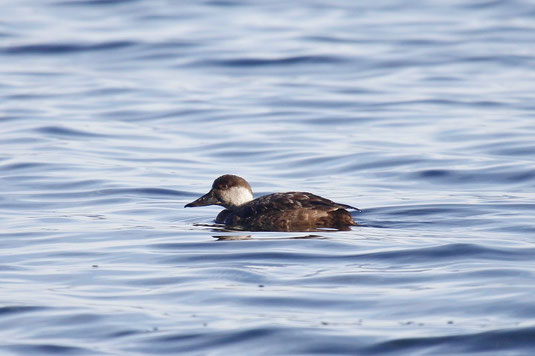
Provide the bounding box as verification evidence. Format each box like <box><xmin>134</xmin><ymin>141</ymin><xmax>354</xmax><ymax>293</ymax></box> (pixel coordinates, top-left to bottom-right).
<box><xmin>185</xmin><ymin>174</ymin><xmax>358</xmax><ymax>231</ymax></box>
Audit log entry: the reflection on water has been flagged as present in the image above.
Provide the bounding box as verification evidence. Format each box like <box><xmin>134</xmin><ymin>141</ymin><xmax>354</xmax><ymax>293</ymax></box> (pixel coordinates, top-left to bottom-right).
<box><xmin>1</xmin><ymin>0</ymin><xmax>535</xmax><ymax>354</ymax></box>
<box><xmin>213</xmin><ymin>234</ymin><xmax>327</xmax><ymax>241</ymax></box>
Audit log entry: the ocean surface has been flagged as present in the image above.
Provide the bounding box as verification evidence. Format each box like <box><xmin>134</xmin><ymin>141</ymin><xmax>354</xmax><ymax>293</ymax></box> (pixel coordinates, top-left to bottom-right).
<box><xmin>1</xmin><ymin>1</ymin><xmax>535</xmax><ymax>355</ymax></box>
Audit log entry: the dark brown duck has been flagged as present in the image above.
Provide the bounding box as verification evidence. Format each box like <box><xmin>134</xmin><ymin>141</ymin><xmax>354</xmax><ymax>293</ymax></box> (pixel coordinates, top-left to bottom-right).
<box><xmin>185</xmin><ymin>174</ymin><xmax>359</xmax><ymax>232</ymax></box>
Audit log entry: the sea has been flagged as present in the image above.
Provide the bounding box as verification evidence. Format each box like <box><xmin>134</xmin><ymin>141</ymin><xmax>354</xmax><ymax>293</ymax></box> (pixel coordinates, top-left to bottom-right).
<box><xmin>1</xmin><ymin>1</ymin><xmax>535</xmax><ymax>355</ymax></box>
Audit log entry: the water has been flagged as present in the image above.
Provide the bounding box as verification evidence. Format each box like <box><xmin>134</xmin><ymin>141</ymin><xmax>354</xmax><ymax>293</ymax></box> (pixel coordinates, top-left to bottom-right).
<box><xmin>1</xmin><ymin>0</ymin><xmax>535</xmax><ymax>354</ymax></box>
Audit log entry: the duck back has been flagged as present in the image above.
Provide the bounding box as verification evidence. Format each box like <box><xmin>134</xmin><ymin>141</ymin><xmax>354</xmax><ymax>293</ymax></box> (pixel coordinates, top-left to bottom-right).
<box><xmin>217</xmin><ymin>192</ymin><xmax>357</xmax><ymax>231</ymax></box>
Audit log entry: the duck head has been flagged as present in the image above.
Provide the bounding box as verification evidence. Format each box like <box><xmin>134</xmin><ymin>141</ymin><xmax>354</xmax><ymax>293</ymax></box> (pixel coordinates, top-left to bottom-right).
<box><xmin>185</xmin><ymin>174</ymin><xmax>254</xmax><ymax>209</ymax></box>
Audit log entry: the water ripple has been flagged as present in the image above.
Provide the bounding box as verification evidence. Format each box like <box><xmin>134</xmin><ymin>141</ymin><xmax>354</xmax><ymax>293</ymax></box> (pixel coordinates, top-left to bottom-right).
<box><xmin>1</xmin><ymin>41</ymin><xmax>136</xmax><ymax>55</ymax></box>
<box><xmin>2</xmin><ymin>0</ymin><xmax>535</xmax><ymax>354</ymax></box>
<box><xmin>366</xmin><ymin>326</ymin><xmax>535</xmax><ymax>354</ymax></box>
<box><xmin>195</xmin><ymin>55</ymin><xmax>347</xmax><ymax>68</ymax></box>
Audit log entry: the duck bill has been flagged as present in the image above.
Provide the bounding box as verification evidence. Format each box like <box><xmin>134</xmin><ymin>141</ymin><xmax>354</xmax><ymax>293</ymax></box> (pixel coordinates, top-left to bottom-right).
<box><xmin>185</xmin><ymin>190</ymin><xmax>219</xmax><ymax>208</ymax></box>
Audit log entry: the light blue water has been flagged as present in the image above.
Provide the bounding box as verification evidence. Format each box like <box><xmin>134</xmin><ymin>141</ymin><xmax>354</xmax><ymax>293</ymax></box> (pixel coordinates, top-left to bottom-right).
<box><xmin>1</xmin><ymin>1</ymin><xmax>535</xmax><ymax>354</ymax></box>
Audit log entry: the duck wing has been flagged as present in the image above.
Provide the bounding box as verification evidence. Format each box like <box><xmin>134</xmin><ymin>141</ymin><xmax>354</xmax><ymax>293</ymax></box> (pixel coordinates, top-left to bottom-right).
<box><xmin>235</xmin><ymin>192</ymin><xmax>358</xmax><ymax>216</ymax></box>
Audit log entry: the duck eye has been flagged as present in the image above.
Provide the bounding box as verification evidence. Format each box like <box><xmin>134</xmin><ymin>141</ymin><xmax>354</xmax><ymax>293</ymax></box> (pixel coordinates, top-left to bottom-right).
<box><xmin>213</xmin><ymin>190</ymin><xmax>225</xmax><ymax>202</ymax></box>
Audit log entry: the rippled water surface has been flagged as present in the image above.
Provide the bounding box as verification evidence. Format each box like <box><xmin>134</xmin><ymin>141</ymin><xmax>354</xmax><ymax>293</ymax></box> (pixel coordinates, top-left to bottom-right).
<box><xmin>2</xmin><ymin>1</ymin><xmax>535</xmax><ymax>355</ymax></box>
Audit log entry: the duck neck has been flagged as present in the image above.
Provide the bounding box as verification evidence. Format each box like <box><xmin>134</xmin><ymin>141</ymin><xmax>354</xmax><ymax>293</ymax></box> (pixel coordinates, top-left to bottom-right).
<box><xmin>220</xmin><ymin>186</ymin><xmax>253</xmax><ymax>209</ymax></box>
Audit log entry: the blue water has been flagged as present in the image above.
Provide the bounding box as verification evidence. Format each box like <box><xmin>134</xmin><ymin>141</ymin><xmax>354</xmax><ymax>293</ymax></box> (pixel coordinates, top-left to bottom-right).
<box><xmin>1</xmin><ymin>1</ymin><xmax>535</xmax><ymax>354</ymax></box>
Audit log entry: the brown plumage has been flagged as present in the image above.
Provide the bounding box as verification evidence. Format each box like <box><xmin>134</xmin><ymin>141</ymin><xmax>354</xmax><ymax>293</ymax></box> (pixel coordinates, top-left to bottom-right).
<box><xmin>185</xmin><ymin>175</ymin><xmax>359</xmax><ymax>232</ymax></box>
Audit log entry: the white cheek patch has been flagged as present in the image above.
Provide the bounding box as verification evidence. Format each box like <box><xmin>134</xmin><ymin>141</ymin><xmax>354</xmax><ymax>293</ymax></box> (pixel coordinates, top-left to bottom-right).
<box><xmin>220</xmin><ymin>186</ymin><xmax>253</xmax><ymax>207</ymax></box>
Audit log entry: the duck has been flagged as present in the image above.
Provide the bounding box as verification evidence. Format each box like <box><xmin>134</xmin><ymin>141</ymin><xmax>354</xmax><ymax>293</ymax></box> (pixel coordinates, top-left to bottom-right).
<box><xmin>185</xmin><ymin>174</ymin><xmax>359</xmax><ymax>231</ymax></box>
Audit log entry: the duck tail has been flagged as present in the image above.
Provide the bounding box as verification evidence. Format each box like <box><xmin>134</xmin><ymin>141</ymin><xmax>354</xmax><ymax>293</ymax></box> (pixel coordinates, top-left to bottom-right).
<box><xmin>332</xmin><ymin>209</ymin><xmax>357</xmax><ymax>226</ymax></box>
<box><xmin>337</xmin><ymin>203</ymin><xmax>361</xmax><ymax>212</ymax></box>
